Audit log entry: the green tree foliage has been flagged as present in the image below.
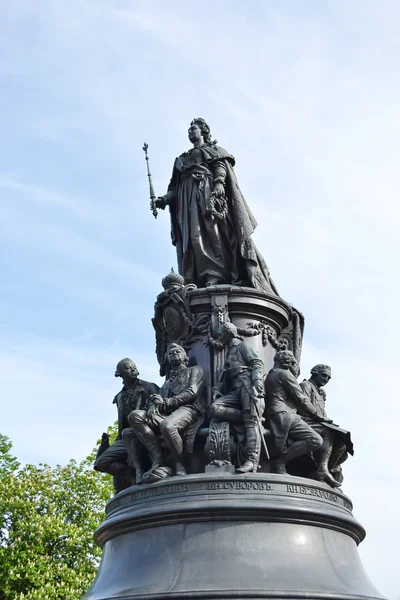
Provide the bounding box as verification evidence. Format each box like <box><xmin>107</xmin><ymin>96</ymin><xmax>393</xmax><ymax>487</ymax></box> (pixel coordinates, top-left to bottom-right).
<box><xmin>0</xmin><ymin>427</ymin><xmax>117</xmax><ymax>600</ymax></box>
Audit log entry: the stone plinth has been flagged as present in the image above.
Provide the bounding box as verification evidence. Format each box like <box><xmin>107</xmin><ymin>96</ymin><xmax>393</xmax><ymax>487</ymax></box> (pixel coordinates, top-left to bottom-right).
<box><xmin>82</xmin><ymin>473</ymin><xmax>384</xmax><ymax>600</ymax></box>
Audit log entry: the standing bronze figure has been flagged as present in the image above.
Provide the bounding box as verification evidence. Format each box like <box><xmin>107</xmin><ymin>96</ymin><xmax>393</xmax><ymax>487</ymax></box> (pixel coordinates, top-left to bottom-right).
<box><xmin>155</xmin><ymin>118</ymin><xmax>278</xmax><ymax>292</ymax></box>
<box><xmin>209</xmin><ymin>322</ymin><xmax>266</xmax><ymax>473</ymax></box>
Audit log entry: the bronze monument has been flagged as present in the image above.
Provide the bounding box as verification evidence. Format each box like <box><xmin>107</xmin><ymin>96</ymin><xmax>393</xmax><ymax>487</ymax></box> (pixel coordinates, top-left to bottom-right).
<box><xmin>85</xmin><ymin>119</ymin><xmax>384</xmax><ymax>600</ymax></box>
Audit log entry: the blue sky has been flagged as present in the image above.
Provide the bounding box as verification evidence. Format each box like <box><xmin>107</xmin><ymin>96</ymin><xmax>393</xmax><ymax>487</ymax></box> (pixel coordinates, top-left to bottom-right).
<box><xmin>1</xmin><ymin>1</ymin><xmax>399</xmax><ymax>596</ymax></box>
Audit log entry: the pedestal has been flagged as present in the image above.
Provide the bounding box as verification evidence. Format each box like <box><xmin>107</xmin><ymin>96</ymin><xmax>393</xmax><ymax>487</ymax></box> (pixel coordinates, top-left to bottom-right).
<box><xmin>189</xmin><ymin>286</ymin><xmax>295</xmax><ymax>386</ymax></box>
<box><xmin>153</xmin><ymin>284</ymin><xmax>299</xmax><ymax>406</ymax></box>
<box><xmin>82</xmin><ymin>473</ymin><xmax>385</xmax><ymax>600</ymax></box>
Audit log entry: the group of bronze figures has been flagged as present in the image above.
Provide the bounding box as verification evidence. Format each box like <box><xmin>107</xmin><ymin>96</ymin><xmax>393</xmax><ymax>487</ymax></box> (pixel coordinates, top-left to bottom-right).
<box><xmin>94</xmin><ymin>333</ymin><xmax>352</xmax><ymax>493</ymax></box>
<box><xmin>94</xmin><ymin>118</ymin><xmax>353</xmax><ymax>493</ymax></box>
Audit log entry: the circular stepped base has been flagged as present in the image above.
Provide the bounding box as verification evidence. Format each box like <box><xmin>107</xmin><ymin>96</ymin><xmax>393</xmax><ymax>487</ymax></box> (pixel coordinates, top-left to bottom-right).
<box><xmin>82</xmin><ymin>473</ymin><xmax>385</xmax><ymax>600</ymax></box>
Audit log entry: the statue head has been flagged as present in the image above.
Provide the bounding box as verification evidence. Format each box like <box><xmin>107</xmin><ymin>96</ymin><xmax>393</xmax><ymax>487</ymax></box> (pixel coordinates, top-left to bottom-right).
<box><xmin>217</xmin><ymin>321</ymin><xmax>238</xmax><ymax>346</ymax></box>
<box><xmin>189</xmin><ymin>118</ymin><xmax>213</xmax><ymax>145</ymax></box>
<box><xmin>274</xmin><ymin>349</ymin><xmax>297</xmax><ymax>370</ymax></box>
<box><xmin>167</xmin><ymin>343</ymin><xmax>188</xmax><ymax>369</ymax></box>
<box><xmin>161</xmin><ymin>268</ymin><xmax>185</xmax><ymax>292</ymax></box>
<box><xmin>115</xmin><ymin>358</ymin><xmax>139</xmax><ymax>381</ymax></box>
<box><xmin>310</xmin><ymin>364</ymin><xmax>332</xmax><ymax>387</ymax></box>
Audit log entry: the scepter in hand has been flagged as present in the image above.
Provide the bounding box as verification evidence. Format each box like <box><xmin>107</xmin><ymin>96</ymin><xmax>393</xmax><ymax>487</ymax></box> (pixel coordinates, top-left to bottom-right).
<box><xmin>143</xmin><ymin>142</ymin><xmax>158</xmax><ymax>218</ymax></box>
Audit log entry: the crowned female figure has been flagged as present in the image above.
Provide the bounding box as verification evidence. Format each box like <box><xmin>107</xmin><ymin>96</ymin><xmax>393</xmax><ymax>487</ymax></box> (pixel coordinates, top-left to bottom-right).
<box><xmin>156</xmin><ymin>118</ymin><xmax>278</xmax><ymax>294</ymax></box>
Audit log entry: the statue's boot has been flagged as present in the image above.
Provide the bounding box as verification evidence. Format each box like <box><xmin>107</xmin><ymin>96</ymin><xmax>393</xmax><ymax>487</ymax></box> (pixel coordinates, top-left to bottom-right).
<box><xmin>274</xmin><ymin>439</ymin><xmax>312</xmax><ymax>474</ymax></box>
<box><xmin>122</xmin><ymin>430</ymin><xmax>146</xmax><ymax>485</ymax></box>
<box><xmin>175</xmin><ymin>459</ymin><xmax>186</xmax><ymax>476</ymax></box>
<box><xmin>114</xmin><ymin>476</ymin><xmax>129</xmax><ymax>494</ymax></box>
<box><xmin>330</xmin><ymin>468</ymin><xmax>344</xmax><ymax>485</ymax></box>
<box><xmin>273</xmin><ymin>461</ymin><xmax>288</xmax><ymax>475</ymax></box>
<box><xmin>106</xmin><ymin>462</ymin><xmax>135</xmax><ymax>492</ymax></box>
<box><xmin>108</xmin><ymin>462</ymin><xmax>135</xmax><ymax>482</ymax></box>
<box><xmin>316</xmin><ymin>466</ymin><xmax>341</xmax><ymax>488</ymax></box>
<box><xmin>144</xmin><ymin>441</ymin><xmax>164</xmax><ymax>477</ymax></box>
<box><xmin>315</xmin><ymin>452</ymin><xmax>341</xmax><ymax>488</ymax></box>
<box><xmin>135</xmin><ymin>469</ymin><xmax>144</xmax><ymax>485</ymax></box>
<box><xmin>236</xmin><ymin>459</ymin><xmax>254</xmax><ymax>473</ymax></box>
<box><xmin>129</xmin><ymin>419</ymin><xmax>164</xmax><ymax>478</ymax></box>
<box><xmin>329</xmin><ymin>442</ymin><xmax>347</xmax><ymax>472</ymax></box>
<box><xmin>210</xmin><ymin>404</ymin><xmax>242</xmax><ymax>423</ymax></box>
<box><xmin>237</xmin><ymin>414</ymin><xmax>259</xmax><ymax>474</ymax></box>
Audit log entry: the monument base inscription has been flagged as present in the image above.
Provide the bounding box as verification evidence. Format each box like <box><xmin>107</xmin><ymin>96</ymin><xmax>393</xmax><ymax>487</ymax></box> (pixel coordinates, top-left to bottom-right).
<box><xmin>82</xmin><ymin>473</ymin><xmax>384</xmax><ymax>600</ymax></box>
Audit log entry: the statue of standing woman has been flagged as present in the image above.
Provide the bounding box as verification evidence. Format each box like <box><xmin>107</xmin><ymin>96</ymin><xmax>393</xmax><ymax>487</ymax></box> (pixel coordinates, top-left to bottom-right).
<box><xmin>155</xmin><ymin>118</ymin><xmax>278</xmax><ymax>293</ymax></box>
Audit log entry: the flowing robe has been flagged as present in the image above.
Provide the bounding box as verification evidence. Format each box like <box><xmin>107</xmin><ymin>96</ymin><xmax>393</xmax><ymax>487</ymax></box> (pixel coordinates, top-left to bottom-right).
<box><xmin>167</xmin><ymin>143</ymin><xmax>279</xmax><ymax>293</ymax></box>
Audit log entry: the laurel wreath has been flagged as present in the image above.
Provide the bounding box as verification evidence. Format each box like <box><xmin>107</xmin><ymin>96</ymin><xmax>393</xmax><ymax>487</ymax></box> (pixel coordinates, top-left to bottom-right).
<box><xmin>207</xmin><ymin>194</ymin><xmax>229</xmax><ymax>220</ymax></box>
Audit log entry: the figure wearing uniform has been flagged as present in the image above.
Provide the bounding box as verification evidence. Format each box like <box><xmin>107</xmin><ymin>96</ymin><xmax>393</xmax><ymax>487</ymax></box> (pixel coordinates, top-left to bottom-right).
<box><xmin>94</xmin><ymin>358</ymin><xmax>159</xmax><ymax>491</ymax></box>
<box><xmin>129</xmin><ymin>344</ymin><xmax>205</xmax><ymax>478</ymax></box>
<box><xmin>209</xmin><ymin>322</ymin><xmax>265</xmax><ymax>473</ymax></box>
<box><xmin>265</xmin><ymin>350</ymin><xmax>323</xmax><ymax>475</ymax></box>
<box><xmin>299</xmin><ymin>364</ymin><xmax>353</xmax><ymax>487</ymax></box>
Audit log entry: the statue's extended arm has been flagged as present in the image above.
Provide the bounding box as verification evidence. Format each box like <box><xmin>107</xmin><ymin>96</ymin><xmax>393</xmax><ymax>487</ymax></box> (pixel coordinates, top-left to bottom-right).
<box><xmin>155</xmin><ymin>189</ymin><xmax>176</xmax><ymax>209</ymax></box>
<box><xmin>155</xmin><ymin>162</ymin><xmax>178</xmax><ymax>209</ymax></box>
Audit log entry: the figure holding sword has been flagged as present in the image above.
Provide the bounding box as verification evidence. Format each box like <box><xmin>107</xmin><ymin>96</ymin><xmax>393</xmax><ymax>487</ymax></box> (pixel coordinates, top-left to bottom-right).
<box><xmin>209</xmin><ymin>322</ymin><xmax>267</xmax><ymax>473</ymax></box>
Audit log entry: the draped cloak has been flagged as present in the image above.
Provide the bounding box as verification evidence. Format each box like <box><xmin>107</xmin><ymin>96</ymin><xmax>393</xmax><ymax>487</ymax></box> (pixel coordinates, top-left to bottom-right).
<box><xmin>167</xmin><ymin>143</ymin><xmax>279</xmax><ymax>294</ymax></box>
